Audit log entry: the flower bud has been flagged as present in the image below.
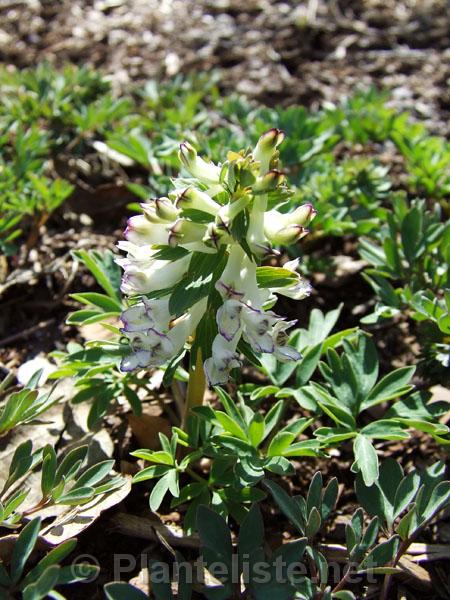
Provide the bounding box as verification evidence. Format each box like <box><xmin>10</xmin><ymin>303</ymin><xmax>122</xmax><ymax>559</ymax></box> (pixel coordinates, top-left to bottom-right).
<box><xmin>264</xmin><ymin>204</ymin><xmax>315</xmax><ymax>245</ymax></box>
<box><xmin>124</xmin><ymin>215</ymin><xmax>170</xmax><ymax>246</ymax></box>
<box><xmin>179</xmin><ymin>142</ymin><xmax>221</xmax><ymax>184</ymax></box>
<box><xmin>168</xmin><ymin>218</ymin><xmax>206</xmax><ymax>247</ymax></box>
<box><xmin>120</xmin><ymin>255</ymin><xmax>189</xmax><ymax>295</ymax></box>
<box><xmin>203</xmin><ymin>222</ymin><xmax>230</xmax><ymax>249</ymax></box>
<box><xmin>288</xmin><ymin>204</ymin><xmax>317</xmax><ymax>227</ymax></box>
<box><xmin>253</xmin><ymin>169</ymin><xmax>286</xmax><ymax>192</ymax></box>
<box><xmin>267</xmin><ymin>224</ymin><xmax>309</xmax><ymax>245</ymax></box>
<box><xmin>175</xmin><ymin>187</ymin><xmax>220</xmax><ymax>215</ymax></box>
<box><xmin>253</xmin><ymin>128</ymin><xmax>285</xmax><ymax>174</ymax></box>
<box><xmin>155</xmin><ymin>197</ymin><xmax>179</xmax><ymax>221</ymax></box>
<box><xmin>140</xmin><ymin>202</ymin><xmax>164</xmax><ymax>224</ymax></box>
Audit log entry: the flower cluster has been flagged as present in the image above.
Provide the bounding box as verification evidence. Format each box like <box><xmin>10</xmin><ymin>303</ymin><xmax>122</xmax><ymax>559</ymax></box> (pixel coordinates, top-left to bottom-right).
<box><xmin>117</xmin><ymin>129</ymin><xmax>316</xmax><ymax>385</ymax></box>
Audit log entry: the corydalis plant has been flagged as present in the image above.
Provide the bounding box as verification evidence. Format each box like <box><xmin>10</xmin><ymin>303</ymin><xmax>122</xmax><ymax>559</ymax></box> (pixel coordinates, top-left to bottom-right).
<box><xmin>117</xmin><ymin>129</ymin><xmax>316</xmax><ymax>394</ymax></box>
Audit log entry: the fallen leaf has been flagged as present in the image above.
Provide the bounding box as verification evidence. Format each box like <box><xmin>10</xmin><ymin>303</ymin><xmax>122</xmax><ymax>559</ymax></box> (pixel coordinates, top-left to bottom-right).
<box><xmin>128</xmin><ymin>413</ymin><xmax>171</xmax><ymax>450</ymax></box>
<box><xmin>79</xmin><ymin>317</ymin><xmax>120</xmax><ymax>342</ymax></box>
<box><xmin>39</xmin><ymin>476</ymin><xmax>132</xmax><ymax>545</ymax></box>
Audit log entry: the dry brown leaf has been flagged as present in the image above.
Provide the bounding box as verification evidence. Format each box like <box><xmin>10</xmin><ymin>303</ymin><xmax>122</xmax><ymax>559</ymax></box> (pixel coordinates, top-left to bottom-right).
<box><xmin>128</xmin><ymin>413</ymin><xmax>171</xmax><ymax>449</ymax></box>
<box><xmin>398</xmin><ymin>555</ymin><xmax>432</xmax><ymax>590</ymax></box>
<box><xmin>39</xmin><ymin>475</ymin><xmax>132</xmax><ymax>545</ymax></box>
<box><xmin>79</xmin><ymin>317</ymin><xmax>120</xmax><ymax>342</ymax></box>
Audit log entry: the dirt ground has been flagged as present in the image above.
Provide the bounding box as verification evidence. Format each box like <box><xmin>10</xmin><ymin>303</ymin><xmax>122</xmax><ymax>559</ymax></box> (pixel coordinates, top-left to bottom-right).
<box><xmin>0</xmin><ymin>0</ymin><xmax>449</xmax><ymax>134</ymax></box>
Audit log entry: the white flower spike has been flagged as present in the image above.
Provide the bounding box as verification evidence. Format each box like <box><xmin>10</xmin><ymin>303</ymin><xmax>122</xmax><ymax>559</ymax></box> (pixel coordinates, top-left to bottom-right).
<box><xmin>117</xmin><ymin>129</ymin><xmax>314</xmax><ymax>385</ymax></box>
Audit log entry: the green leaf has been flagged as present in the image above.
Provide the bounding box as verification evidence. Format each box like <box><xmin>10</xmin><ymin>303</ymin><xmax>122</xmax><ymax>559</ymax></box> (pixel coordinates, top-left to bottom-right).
<box><xmin>256</xmin><ymin>266</ymin><xmax>298</xmax><ymax>288</ymax></box>
<box><xmin>72</xmin><ymin>249</ymin><xmax>121</xmax><ymax>301</ymax></box>
<box><xmin>358</xmin><ymin>536</ymin><xmax>400</xmax><ymax>571</ymax></box>
<box><xmin>214</xmin><ymin>411</ymin><xmax>248</xmax><ymax>441</ymax></box>
<box><xmin>41</xmin><ymin>445</ymin><xmax>57</xmax><ymax>498</ymax></box>
<box><xmin>359</xmin><ymin>517</ymin><xmax>379</xmax><ymax>555</ymax></box>
<box><xmin>282</xmin><ymin>439</ymin><xmax>321</xmax><ymax>457</ymax></box>
<box><xmin>393</xmin><ymin>471</ymin><xmax>421</xmax><ymax>521</ymax></box>
<box><xmin>267</xmin><ymin>432</ymin><xmax>296</xmax><ymax>457</ymax></box>
<box><xmin>197</xmin><ymin>505</ymin><xmax>233</xmax><ymax>567</ymax></box>
<box><xmin>401</xmin><ymin>207</ymin><xmax>422</xmax><ymax>265</ymax></box>
<box><xmin>57</xmin><ymin>487</ymin><xmax>95</xmax><ymax>505</ymax></box>
<box><xmin>306</xmin><ymin>506</ymin><xmax>321</xmax><ymax>538</ymax></box>
<box><xmin>166</xmin><ymin>468</ymin><xmax>180</xmax><ymax>498</ymax></box>
<box><xmin>54</xmin><ymin>446</ymin><xmax>87</xmax><ymax>485</ymax></box>
<box><xmin>69</xmin><ymin>292</ymin><xmax>122</xmax><ymax>312</ymax></box>
<box><xmin>132</xmin><ymin>465</ymin><xmax>171</xmax><ymax>483</ymax></box>
<box><xmin>295</xmin><ymin>343</ymin><xmax>323</xmax><ymax>386</ymax></box>
<box><xmin>360</xmin><ymin>420</ymin><xmax>410</xmax><ymax>441</ymax></box>
<box><xmin>396</xmin><ymin>505</ymin><xmax>418</xmax><ymax>540</ymax></box>
<box><xmin>263</xmin><ymin>479</ymin><xmax>304</xmax><ymax>534</ymax></box>
<box><xmin>149</xmin><ymin>473</ymin><xmax>170</xmax><ymax>511</ymax></box>
<box><xmin>131</xmin><ymin>450</ymin><xmax>174</xmax><ymax>465</ymax></box>
<box><xmin>353</xmin><ymin>434</ymin><xmax>379</xmax><ymax>486</ymax></box>
<box><xmin>306</xmin><ymin>471</ymin><xmax>323</xmax><ymax>515</ymax></box>
<box><xmin>421</xmin><ymin>481</ymin><xmax>450</xmax><ymax>521</ymax></box>
<box><xmin>11</xmin><ymin>517</ymin><xmax>41</xmax><ymax>583</ymax></box>
<box><xmin>262</xmin><ymin>400</ymin><xmax>285</xmax><ymax>441</ymax></box>
<box><xmin>169</xmin><ymin>250</ymin><xmax>226</xmax><ymax>316</ymax></box>
<box><xmin>238</xmin><ymin>503</ymin><xmax>264</xmax><ymax>557</ymax></box>
<box><xmin>215</xmin><ymin>386</ymin><xmax>247</xmax><ymax>432</ymax></box>
<box><xmin>22</xmin><ymin>539</ymin><xmax>77</xmax><ymax>588</ymax></box>
<box><xmin>356</xmin><ymin>459</ymin><xmax>404</xmax><ymax>528</ymax></box>
<box><xmin>248</xmin><ymin>413</ymin><xmax>265</xmax><ymax>448</ymax></box>
<box><xmin>75</xmin><ymin>460</ymin><xmax>114</xmax><ymax>488</ymax></box>
<box><xmin>22</xmin><ymin>564</ymin><xmax>60</xmax><ymax>600</ymax></box>
<box><xmin>361</xmin><ymin>366</ymin><xmax>415</xmax><ymax>410</ymax></box>
<box><xmin>105</xmin><ymin>582</ymin><xmax>149</xmax><ymax>600</ymax></box>
<box><xmin>322</xmin><ymin>477</ymin><xmax>339</xmax><ymax>520</ymax></box>
<box><xmin>57</xmin><ymin>564</ymin><xmax>99</xmax><ymax>585</ymax></box>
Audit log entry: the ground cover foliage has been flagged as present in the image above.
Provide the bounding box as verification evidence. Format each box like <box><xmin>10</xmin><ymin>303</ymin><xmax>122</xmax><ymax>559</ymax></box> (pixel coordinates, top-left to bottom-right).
<box><xmin>0</xmin><ymin>64</ymin><xmax>449</xmax><ymax>599</ymax></box>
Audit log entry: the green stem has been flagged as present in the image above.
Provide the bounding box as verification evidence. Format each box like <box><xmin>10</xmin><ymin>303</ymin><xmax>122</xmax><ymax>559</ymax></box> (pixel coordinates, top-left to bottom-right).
<box><xmin>182</xmin><ymin>347</ymin><xmax>206</xmax><ymax>429</ymax></box>
<box><xmin>185</xmin><ymin>467</ymin><xmax>208</xmax><ymax>485</ymax></box>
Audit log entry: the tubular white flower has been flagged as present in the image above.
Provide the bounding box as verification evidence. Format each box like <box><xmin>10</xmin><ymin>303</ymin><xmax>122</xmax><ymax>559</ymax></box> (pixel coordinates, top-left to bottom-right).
<box><xmin>154</xmin><ymin>197</ymin><xmax>179</xmax><ymax>221</ymax></box>
<box><xmin>121</xmin><ymin>297</ymin><xmax>171</xmax><ymax>332</ymax></box>
<box><xmin>203</xmin><ymin>220</ymin><xmax>234</xmax><ymax>250</ymax></box>
<box><xmin>168</xmin><ymin>219</ymin><xmax>207</xmax><ymax>247</ymax></box>
<box><xmin>272</xmin><ymin>317</ymin><xmax>302</xmax><ymax>362</ymax></box>
<box><xmin>253</xmin><ymin>128</ymin><xmax>285</xmax><ymax>175</ymax></box>
<box><xmin>124</xmin><ymin>215</ymin><xmax>170</xmax><ymax>246</ymax></box>
<box><xmin>119</xmin><ymin>254</ymin><xmax>190</xmax><ymax>295</ymax></box>
<box><xmin>216</xmin><ymin>299</ymin><xmax>243</xmax><ymax>341</ymax></box>
<box><xmin>118</xmin><ymin>130</ymin><xmax>315</xmax><ymax>381</ymax></box>
<box><xmin>215</xmin><ymin>245</ymin><xmax>246</xmax><ymax>300</ymax></box>
<box><xmin>240</xmin><ymin>256</ymin><xmax>268</xmax><ymax>309</ymax></box>
<box><xmin>168</xmin><ymin>298</ymin><xmax>207</xmax><ymax>354</ymax></box>
<box><xmin>270</xmin><ymin>259</ymin><xmax>312</xmax><ymax>300</ymax></box>
<box><xmin>216</xmin><ymin>194</ymin><xmax>251</xmax><ymax>228</ymax></box>
<box><xmin>253</xmin><ymin>170</ymin><xmax>285</xmax><ymax>192</ymax></box>
<box><xmin>175</xmin><ymin>187</ymin><xmax>221</xmax><ymax>215</ymax></box>
<box><xmin>264</xmin><ymin>204</ymin><xmax>316</xmax><ymax>245</ymax></box>
<box><xmin>178</xmin><ymin>142</ymin><xmax>221</xmax><ymax>184</ymax></box>
<box><xmin>120</xmin><ymin>298</ymin><xmax>207</xmax><ymax>372</ymax></box>
<box><xmin>120</xmin><ymin>328</ymin><xmax>174</xmax><ymax>371</ymax></box>
<box><xmin>247</xmin><ymin>196</ymin><xmax>269</xmax><ymax>257</ymax></box>
<box><xmin>241</xmin><ymin>306</ymin><xmax>278</xmax><ymax>353</ymax></box>
<box><xmin>204</xmin><ymin>334</ymin><xmax>241</xmax><ymax>386</ymax></box>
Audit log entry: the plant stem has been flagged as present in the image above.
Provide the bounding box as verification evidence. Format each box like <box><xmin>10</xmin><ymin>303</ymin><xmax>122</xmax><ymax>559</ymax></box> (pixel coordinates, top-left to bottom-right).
<box><xmin>379</xmin><ymin>536</ymin><xmax>411</xmax><ymax>600</ymax></box>
<box><xmin>332</xmin><ymin>565</ymin><xmax>353</xmax><ymax>594</ymax></box>
<box><xmin>182</xmin><ymin>348</ymin><xmax>206</xmax><ymax>428</ymax></box>
<box><xmin>185</xmin><ymin>467</ymin><xmax>208</xmax><ymax>484</ymax></box>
